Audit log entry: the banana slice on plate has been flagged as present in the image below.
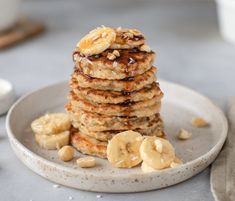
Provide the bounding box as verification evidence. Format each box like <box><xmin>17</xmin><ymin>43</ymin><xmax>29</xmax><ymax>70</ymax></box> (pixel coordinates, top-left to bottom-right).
<box><xmin>35</xmin><ymin>131</ymin><xmax>70</xmax><ymax>150</ymax></box>
<box><xmin>77</xmin><ymin>26</ymin><xmax>116</xmax><ymax>56</ymax></box>
<box><xmin>141</xmin><ymin>161</ymin><xmax>158</xmax><ymax>173</ymax></box>
<box><xmin>31</xmin><ymin>113</ymin><xmax>71</xmax><ymax>135</ymax></box>
<box><xmin>142</xmin><ymin>156</ymin><xmax>183</xmax><ymax>173</ymax></box>
<box><xmin>107</xmin><ymin>130</ymin><xmax>143</xmax><ymax>168</ymax></box>
<box><xmin>140</xmin><ymin>137</ymin><xmax>175</xmax><ymax>170</ymax></box>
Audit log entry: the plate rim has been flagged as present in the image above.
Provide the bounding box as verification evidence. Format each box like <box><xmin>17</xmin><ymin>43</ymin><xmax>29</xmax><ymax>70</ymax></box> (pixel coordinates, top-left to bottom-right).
<box><xmin>6</xmin><ymin>80</ymin><xmax>228</xmax><ymax>180</ymax></box>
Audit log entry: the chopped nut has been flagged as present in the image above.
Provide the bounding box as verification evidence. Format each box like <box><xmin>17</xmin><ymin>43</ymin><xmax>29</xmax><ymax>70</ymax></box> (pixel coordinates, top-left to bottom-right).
<box><xmin>112</xmin><ymin>50</ymin><xmax>120</xmax><ymax>57</ymax></box>
<box><xmin>58</xmin><ymin>146</ymin><xmax>75</xmax><ymax>161</ymax></box>
<box><xmin>77</xmin><ymin>157</ymin><xmax>96</xmax><ymax>168</ymax></box>
<box><xmin>154</xmin><ymin>139</ymin><xmax>163</xmax><ymax>153</ymax></box>
<box><xmin>177</xmin><ymin>129</ymin><xmax>192</xmax><ymax>140</ymax></box>
<box><xmin>139</xmin><ymin>44</ymin><xmax>151</xmax><ymax>52</ymax></box>
<box><xmin>191</xmin><ymin>117</ymin><xmax>209</xmax><ymax>128</ymax></box>
<box><xmin>129</xmin><ymin>29</ymin><xmax>142</xmax><ymax>36</ymax></box>
<box><xmin>107</xmin><ymin>52</ymin><xmax>116</xmax><ymax>60</ymax></box>
<box><xmin>123</xmin><ymin>32</ymin><xmax>134</xmax><ymax>39</ymax></box>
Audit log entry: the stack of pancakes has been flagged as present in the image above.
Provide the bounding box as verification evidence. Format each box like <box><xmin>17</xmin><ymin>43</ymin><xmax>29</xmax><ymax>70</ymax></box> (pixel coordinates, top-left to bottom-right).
<box><xmin>66</xmin><ymin>27</ymin><xmax>165</xmax><ymax>158</ymax></box>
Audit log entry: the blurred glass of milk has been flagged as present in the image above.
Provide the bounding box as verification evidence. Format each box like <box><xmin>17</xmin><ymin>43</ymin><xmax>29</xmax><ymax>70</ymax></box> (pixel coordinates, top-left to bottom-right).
<box><xmin>0</xmin><ymin>0</ymin><xmax>20</xmax><ymax>32</ymax></box>
<box><xmin>216</xmin><ymin>0</ymin><xmax>235</xmax><ymax>44</ymax></box>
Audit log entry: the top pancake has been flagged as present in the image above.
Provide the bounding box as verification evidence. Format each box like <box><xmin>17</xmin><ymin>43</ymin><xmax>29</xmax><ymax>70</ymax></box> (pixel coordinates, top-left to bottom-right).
<box><xmin>73</xmin><ymin>48</ymin><xmax>155</xmax><ymax>80</ymax></box>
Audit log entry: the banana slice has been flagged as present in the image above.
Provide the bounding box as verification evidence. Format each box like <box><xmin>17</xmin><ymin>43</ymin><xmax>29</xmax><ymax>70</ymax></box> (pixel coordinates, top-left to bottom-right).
<box><xmin>35</xmin><ymin>131</ymin><xmax>70</xmax><ymax>150</ymax></box>
<box><xmin>140</xmin><ymin>137</ymin><xmax>175</xmax><ymax>170</ymax></box>
<box><xmin>107</xmin><ymin>130</ymin><xmax>143</xmax><ymax>168</ymax></box>
<box><xmin>31</xmin><ymin>113</ymin><xmax>71</xmax><ymax>135</ymax></box>
<box><xmin>77</xmin><ymin>26</ymin><xmax>116</xmax><ymax>56</ymax></box>
<box><xmin>141</xmin><ymin>161</ymin><xmax>159</xmax><ymax>173</ymax></box>
<box><xmin>142</xmin><ymin>156</ymin><xmax>183</xmax><ymax>172</ymax></box>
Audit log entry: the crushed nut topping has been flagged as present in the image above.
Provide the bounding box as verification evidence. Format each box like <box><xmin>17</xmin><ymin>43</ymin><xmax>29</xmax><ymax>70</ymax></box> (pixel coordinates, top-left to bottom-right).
<box><xmin>123</xmin><ymin>32</ymin><xmax>134</xmax><ymax>39</ymax></box>
<box><xmin>77</xmin><ymin>157</ymin><xmax>96</xmax><ymax>168</ymax></box>
<box><xmin>139</xmin><ymin>44</ymin><xmax>151</xmax><ymax>52</ymax></box>
<box><xmin>107</xmin><ymin>53</ymin><xmax>116</xmax><ymax>60</ymax></box>
<box><xmin>191</xmin><ymin>117</ymin><xmax>209</xmax><ymax>128</ymax></box>
<box><xmin>112</xmin><ymin>50</ymin><xmax>120</xmax><ymax>57</ymax></box>
<box><xmin>58</xmin><ymin>146</ymin><xmax>74</xmax><ymax>162</ymax></box>
<box><xmin>177</xmin><ymin>129</ymin><xmax>192</xmax><ymax>140</ymax></box>
<box><xmin>129</xmin><ymin>29</ymin><xmax>142</xmax><ymax>36</ymax></box>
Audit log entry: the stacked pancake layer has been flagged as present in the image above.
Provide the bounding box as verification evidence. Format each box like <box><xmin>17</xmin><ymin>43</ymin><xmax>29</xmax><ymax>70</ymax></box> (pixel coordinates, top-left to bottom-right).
<box><xmin>66</xmin><ymin>27</ymin><xmax>165</xmax><ymax>158</ymax></box>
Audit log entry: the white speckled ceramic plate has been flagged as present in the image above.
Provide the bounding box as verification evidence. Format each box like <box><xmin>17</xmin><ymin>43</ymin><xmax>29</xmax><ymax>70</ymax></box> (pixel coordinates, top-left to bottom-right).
<box><xmin>6</xmin><ymin>80</ymin><xmax>228</xmax><ymax>193</ymax></box>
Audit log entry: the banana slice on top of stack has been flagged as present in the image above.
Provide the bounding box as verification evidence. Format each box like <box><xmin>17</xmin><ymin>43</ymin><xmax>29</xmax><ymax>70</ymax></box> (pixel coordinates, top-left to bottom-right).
<box><xmin>31</xmin><ymin>113</ymin><xmax>71</xmax><ymax>150</ymax></box>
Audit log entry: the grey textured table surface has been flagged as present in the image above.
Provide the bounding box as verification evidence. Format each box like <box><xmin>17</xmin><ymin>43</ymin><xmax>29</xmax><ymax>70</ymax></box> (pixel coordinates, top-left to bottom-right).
<box><xmin>1</xmin><ymin>0</ymin><xmax>235</xmax><ymax>200</ymax></box>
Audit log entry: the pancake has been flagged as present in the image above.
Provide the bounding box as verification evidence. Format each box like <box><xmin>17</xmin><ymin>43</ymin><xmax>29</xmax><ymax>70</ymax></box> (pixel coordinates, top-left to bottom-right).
<box><xmin>73</xmin><ymin>48</ymin><xmax>155</xmax><ymax>80</ymax></box>
<box><xmin>72</xmin><ymin>117</ymin><xmax>164</xmax><ymax>142</ymax></box>
<box><xmin>69</xmin><ymin>101</ymin><xmax>161</xmax><ymax>117</ymax></box>
<box><xmin>69</xmin><ymin>111</ymin><xmax>160</xmax><ymax>132</ymax></box>
<box><xmin>72</xmin><ymin>66</ymin><xmax>157</xmax><ymax>92</ymax></box>
<box><xmin>68</xmin><ymin>91</ymin><xmax>161</xmax><ymax>117</ymax></box>
<box><xmin>66</xmin><ymin>104</ymin><xmax>160</xmax><ymax>131</ymax></box>
<box><xmin>71</xmin><ymin>82</ymin><xmax>163</xmax><ymax>104</ymax></box>
<box><xmin>71</xmin><ymin>130</ymin><xmax>107</xmax><ymax>158</ymax></box>
<box><xmin>71</xmin><ymin>113</ymin><xmax>163</xmax><ymax>132</ymax></box>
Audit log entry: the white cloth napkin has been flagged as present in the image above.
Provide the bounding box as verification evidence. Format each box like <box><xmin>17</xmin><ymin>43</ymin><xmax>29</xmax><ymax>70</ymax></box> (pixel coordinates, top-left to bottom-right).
<box><xmin>211</xmin><ymin>98</ymin><xmax>235</xmax><ymax>201</ymax></box>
